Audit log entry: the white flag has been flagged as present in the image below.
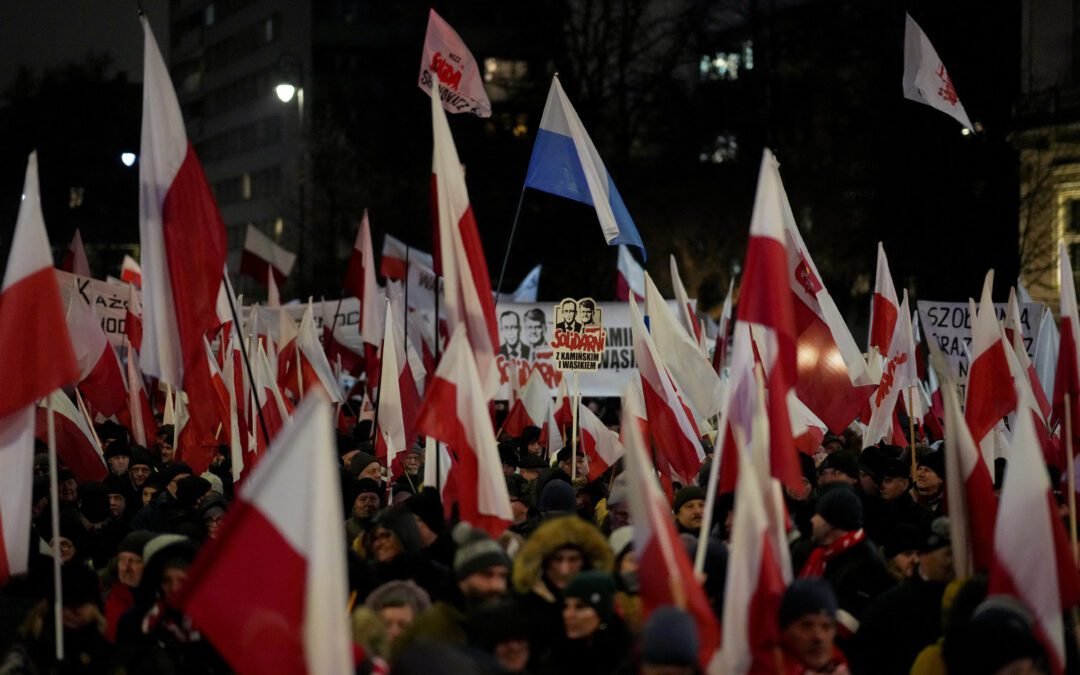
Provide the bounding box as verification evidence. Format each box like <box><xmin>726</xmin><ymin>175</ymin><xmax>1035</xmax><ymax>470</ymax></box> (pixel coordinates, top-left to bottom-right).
<box><xmin>903</xmin><ymin>13</ymin><xmax>974</xmax><ymax>131</ymax></box>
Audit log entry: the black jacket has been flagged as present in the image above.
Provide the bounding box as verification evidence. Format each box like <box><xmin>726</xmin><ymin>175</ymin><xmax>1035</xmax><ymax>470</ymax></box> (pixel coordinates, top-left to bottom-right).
<box><xmin>850</xmin><ymin>573</ymin><xmax>947</xmax><ymax>675</ymax></box>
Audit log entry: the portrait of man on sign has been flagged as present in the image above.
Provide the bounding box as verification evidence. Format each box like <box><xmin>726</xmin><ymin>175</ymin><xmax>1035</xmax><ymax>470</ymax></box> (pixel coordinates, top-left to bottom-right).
<box><xmin>522</xmin><ymin>308</ymin><xmax>548</xmax><ymax>356</ymax></box>
<box><xmin>498</xmin><ymin>310</ymin><xmax>530</xmax><ymax>359</ymax></box>
<box><xmin>577</xmin><ymin>298</ymin><xmax>598</xmax><ymax>327</ymax></box>
<box><xmin>555</xmin><ymin>298</ymin><xmax>581</xmax><ymax>333</ymax></box>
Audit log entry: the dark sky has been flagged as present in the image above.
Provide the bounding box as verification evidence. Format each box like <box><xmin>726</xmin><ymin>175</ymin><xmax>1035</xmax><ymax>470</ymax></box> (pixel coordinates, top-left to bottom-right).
<box><xmin>0</xmin><ymin>0</ymin><xmax>168</xmax><ymax>87</ymax></box>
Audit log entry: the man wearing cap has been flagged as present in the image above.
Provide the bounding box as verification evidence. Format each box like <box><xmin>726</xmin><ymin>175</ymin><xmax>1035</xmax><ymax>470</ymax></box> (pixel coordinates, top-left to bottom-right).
<box><xmin>520</xmin><ymin>425</ymin><xmax>544</xmax><ymax>457</ymax></box>
<box><xmin>867</xmin><ymin>456</ymin><xmax>932</xmax><ymax>542</ymax></box>
<box><xmin>104</xmin><ymin>438</ymin><xmax>132</xmax><ymax>478</ymax></box>
<box><xmin>346</xmin><ymin>477</ymin><xmax>385</xmax><ymax>549</ymax></box>
<box><xmin>798</xmin><ymin>485</ymin><xmax>894</xmax><ymax>640</ymax></box>
<box><xmin>404</xmin><ymin>487</ymin><xmax>453</xmax><ymax>568</ymax></box>
<box><xmin>853</xmin><ymin>517</ymin><xmax>954</xmax><ymax>675</ymax></box>
<box><xmin>818</xmin><ymin>451</ymin><xmax>859</xmax><ymax>488</ymax></box>
<box><xmin>913</xmin><ymin>449</ymin><xmax>946</xmax><ymax>513</ymax></box>
<box><xmin>821</xmin><ymin>432</ymin><xmax>846</xmax><ymax>455</ymax></box>
<box><xmin>638</xmin><ymin>606</ymin><xmax>699</xmax><ymax>675</ymax></box>
<box><xmin>777</xmin><ymin>579</ymin><xmax>851</xmax><ymax>674</ymax></box>
<box><xmin>673</xmin><ymin>485</ymin><xmax>706</xmax><ymax>535</ymax></box>
<box><xmin>394</xmin><ymin>522</ymin><xmax>512</xmax><ymax>656</ymax></box>
<box><xmin>104</xmin><ymin>530</ymin><xmax>154</xmax><ymax>642</ymax></box>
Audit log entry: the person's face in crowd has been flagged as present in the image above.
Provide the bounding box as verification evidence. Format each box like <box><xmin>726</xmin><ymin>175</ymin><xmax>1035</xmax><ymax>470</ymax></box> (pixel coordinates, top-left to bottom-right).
<box><xmin>371</xmin><ymin>527</ymin><xmax>404</xmax><ymax>563</ymax></box>
<box><xmin>142</xmin><ymin>485</ymin><xmax>159</xmax><ymax>506</ymax></box>
<box><xmin>544</xmin><ymin>547</ymin><xmax>584</xmax><ymax>589</ymax></box>
<box><xmin>378</xmin><ymin>604</ymin><xmax>414</xmax><ymax>643</ymax></box>
<box><xmin>823</xmin><ymin>440</ymin><xmax>845</xmax><ymax>455</ymax></box>
<box><xmin>161</xmin><ymin>564</ymin><xmax>187</xmax><ymax>608</ymax></box>
<box><xmin>889</xmin><ymin>550</ymin><xmax>919</xmax><ymax>579</ymax></box>
<box><xmin>353</xmin><ymin>492</ymin><xmax>381</xmax><ymax>520</ymax></box>
<box><xmin>510</xmin><ymin>496</ymin><xmax>528</xmax><ymax>523</ymax></box>
<box><xmin>459</xmin><ymin>565</ymin><xmax>509</xmax><ymax>602</ymax></box>
<box><xmin>609</xmin><ymin>502</ymin><xmax>630</xmax><ymax>529</ymax></box>
<box><xmin>880</xmin><ymin>476</ymin><xmax>910</xmax><ymax>501</ymax></box>
<box><xmin>919</xmin><ymin>545</ymin><xmax>954</xmax><ymax>583</ymax></box>
<box><xmin>781</xmin><ymin>611</ymin><xmax>837</xmax><ymax>670</ymax></box>
<box><xmin>500</xmin><ymin>314</ymin><xmax>521</xmax><ymax>347</ymax></box>
<box><xmin>413</xmin><ymin>517</ymin><xmax>438</xmax><ymax>548</ymax></box>
<box><xmin>519</xmin><ymin>467</ymin><xmax>542</xmax><ymax>481</ymax></box>
<box><xmin>619</xmin><ymin>551</ymin><xmax>638</xmax><ymax>575</ymax></box>
<box><xmin>526</xmin><ymin>440</ymin><xmax>542</xmax><ymax>457</ymax></box>
<box><xmin>810</xmin><ymin>514</ymin><xmax>837</xmax><ymax>547</ymax></box>
<box><xmin>562</xmin><ymin>597</ymin><xmax>601</xmax><ymax>640</ymax></box>
<box><xmin>59</xmin><ymin>478</ymin><xmax>78</xmax><ymax>504</ymax></box>
<box><xmin>359</xmin><ymin>461</ymin><xmax>383</xmax><ymax>482</ymax></box>
<box><xmin>108</xmin><ymin>455</ymin><xmax>130</xmax><ymax>476</ymax></box>
<box><xmin>818</xmin><ymin>468</ymin><xmax>856</xmax><ymax>487</ymax></box>
<box><xmin>578</xmin><ymin>304</ymin><xmax>594</xmax><ymax>324</ymax></box>
<box><xmin>523</xmin><ymin>317</ymin><xmax>544</xmax><ymax>347</ymax></box>
<box><xmin>108</xmin><ymin>493</ymin><xmax>126</xmax><ymax>518</ymax></box>
<box><xmin>560</xmin><ymin>301</ymin><xmax>577</xmax><ymax>324</ymax></box>
<box><xmin>858</xmin><ymin>471</ymin><xmax>880</xmax><ymax>495</ymax></box>
<box><xmin>118</xmin><ymin>551</ymin><xmax>145</xmax><ymax>587</ymax></box>
<box><xmin>403</xmin><ymin>452</ymin><xmax>422</xmax><ymax>476</ymax></box>
<box><xmin>494</xmin><ymin>637</ymin><xmax>530</xmax><ymax>673</ymax></box>
<box><xmin>675</xmin><ymin>498</ymin><xmax>705</xmax><ymax>530</ymax></box>
<box><xmin>129</xmin><ymin>464</ymin><xmax>152</xmax><ymax>488</ymax></box>
<box><xmin>32</xmin><ymin>495</ymin><xmax>49</xmax><ymax>519</ymax></box>
<box><xmin>915</xmin><ymin>465</ymin><xmax>943</xmax><ymax>494</ymax></box>
<box><xmin>158</xmin><ymin>440</ymin><xmax>175</xmax><ymax>465</ymax></box>
<box><xmin>204</xmin><ymin>511</ymin><xmax>225</xmax><ymax>539</ymax></box>
<box><xmin>786</xmin><ymin>477</ymin><xmax>814</xmax><ymax>501</ymax></box>
<box><xmin>558</xmin><ymin>454</ymin><xmax>588</xmax><ymax>479</ymax></box>
<box><xmin>167</xmin><ymin>472</ymin><xmax>191</xmax><ymax>498</ymax></box>
<box><xmin>52</xmin><ymin>536</ymin><xmax>75</xmax><ymax>563</ymax></box>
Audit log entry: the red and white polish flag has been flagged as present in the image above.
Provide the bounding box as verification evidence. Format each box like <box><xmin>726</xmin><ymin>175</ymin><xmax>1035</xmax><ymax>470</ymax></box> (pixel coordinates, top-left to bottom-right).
<box><xmin>416</xmin><ymin>325</ymin><xmax>512</xmax><ymax>537</ymax></box>
<box><xmin>431</xmin><ymin>82</ymin><xmax>500</xmax><ymax>394</ymax></box>
<box><xmin>1053</xmin><ymin>242</ymin><xmax>1080</xmax><ymax>458</ymax></box>
<box><xmin>345</xmin><ymin>210</ymin><xmax>384</xmax><ymax>393</ymax></box>
<box><xmin>553</xmin><ymin>376</ymin><xmax>573</xmax><ymax>437</ymax></box>
<box><xmin>124</xmin><ymin>340</ymin><xmax>159</xmax><ymax>449</ymax></box>
<box><xmin>669</xmin><ymin>255</ymin><xmax>705</xmax><ymax>350</ymax></box>
<box><xmin>621</xmin><ymin>384</ymin><xmax>721</xmax><ymax>672</ymax></box>
<box><xmin>182</xmin><ymin>394</ymin><xmax>353</xmax><ymax>675</ymax></box>
<box><xmin>501</xmin><ymin>367</ymin><xmax>557</xmax><ymax>442</ymax></box>
<box><xmin>966</xmin><ymin>271</ymin><xmax>1018</xmax><ymax>461</ymax></box>
<box><xmin>120</xmin><ymin>255</ymin><xmax>142</xmax><ymax>289</ymax></box>
<box><xmin>240</xmin><ymin>224</ymin><xmax>296</xmax><ymax>287</ymax></box>
<box><xmin>297</xmin><ymin>304</ymin><xmax>342</xmax><ymax>403</ymax></box>
<box><xmin>645</xmin><ymin>272</ymin><xmax>724</xmax><ymax>421</ymax></box>
<box><xmin>34</xmin><ymin>391</ymin><xmax>107</xmax><ymax>482</ymax></box>
<box><xmin>125</xmin><ymin>284</ymin><xmax>143</xmax><ymax>353</ymax></box>
<box><xmin>375</xmin><ymin>292</ymin><xmax>426</xmax><ymax>475</ymax></box>
<box><xmin>60</xmin><ymin>228</ymin><xmax>91</xmax><ymax>278</ymax></box>
<box><xmin>578</xmin><ymin>402</ymin><xmax>624</xmax><ymax>482</ymax></box>
<box><xmin>712</xmin><ymin>279</ymin><xmax>734</xmax><ymax>374</ymax></box>
<box><xmin>615</xmin><ymin>244</ymin><xmax>645</xmax><ymax>302</ymax></box>
<box><xmin>630</xmin><ymin>296</ymin><xmax>704</xmax><ymax>484</ymax></box>
<box><xmin>868</xmin><ymin>242</ymin><xmax>900</xmax><ymax>366</ymax></box>
<box><xmin>138</xmin><ymin>17</ymin><xmax>227</xmax><ymax>387</ymax></box>
<box><xmin>864</xmin><ymin>291</ymin><xmax>918</xmax><ymax>447</ymax></box>
<box><xmin>0</xmin><ymin>153</ymin><xmax>80</xmax><ymax>583</ymax></box>
<box><xmin>66</xmin><ymin>290</ymin><xmax>128</xmax><ymax>417</ymax></box>
<box><xmin>380</xmin><ymin>234</ymin><xmax>433</xmax><ymax>282</ymax></box>
<box><xmin>253</xmin><ymin>344</ymin><xmax>293</xmax><ymax>454</ymax></box>
<box><xmin>1006</xmin><ymin>287</ymin><xmax>1052</xmax><ymax>422</ymax></box>
<box><xmin>990</xmin><ymin>387</ymin><xmax>1080</xmax><ymax>675</ymax></box>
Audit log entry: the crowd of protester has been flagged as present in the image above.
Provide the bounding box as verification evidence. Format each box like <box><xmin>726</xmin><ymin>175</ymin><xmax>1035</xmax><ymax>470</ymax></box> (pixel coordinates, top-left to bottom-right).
<box><xmin>0</xmin><ymin>402</ymin><xmax>1070</xmax><ymax>675</ymax></box>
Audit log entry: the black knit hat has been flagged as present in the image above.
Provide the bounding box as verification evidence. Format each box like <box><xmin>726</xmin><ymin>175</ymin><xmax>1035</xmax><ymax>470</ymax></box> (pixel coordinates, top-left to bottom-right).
<box><xmin>118</xmin><ymin>530</ymin><xmax>156</xmax><ymax>556</ymax></box>
<box><xmin>163</xmin><ymin>462</ymin><xmax>193</xmax><ymax>484</ymax></box>
<box><xmin>883</xmin><ymin>523</ymin><xmax>924</xmax><ymax>558</ymax></box>
<box><xmin>103</xmin><ymin>437</ymin><xmax>132</xmax><ymax>459</ymax></box>
<box><xmin>673</xmin><ymin>485</ymin><xmax>706</xmax><ymax>513</ymax></box>
<box><xmin>78</xmin><ymin>481</ymin><xmax>112</xmax><ymax>523</ymax></box>
<box><xmin>348</xmin><ymin>451</ymin><xmax>380</xmax><ymax>477</ymax></box>
<box><xmin>354</xmin><ymin>477</ymin><xmax>384</xmax><ymax>500</ymax></box>
<box><xmin>819</xmin><ymin>450</ymin><xmax>859</xmax><ymax>480</ymax></box>
<box><xmin>922</xmin><ymin>516</ymin><xmax>951</xmax><ymax>553</ymax></box>
<box><xmin>564</xmin><ymin>570</ymin><xmax>616</xmax><ymax>622</ymax></box>
<box><xmin>815</xmin><ymin>484</ymin><xmax>863</xmax><ymax>531</ymax></box>
<box><xmin>175</xmin><ymin>476</ymin><xmax>211</xmax><ymax>509</ymax></box>
<box><xmin>918</xmin><ymin>450</ymin><xmax>946</xmax><ymax>479</ymax></box>
<box><xmin>779</xmin><ymin>579</ymin><xmax>838</xmax><ymax>628</ymax></box>
<box><xmin>404</xmin><ymin>488</ymin><xmax>444</xmax><ymax>534</ymax></box>
<box><xmin>129</xmin><ymin>446</ymin><xmax>154</xmax><ymax>469</ymax></box>
<box><xmin>880</xmin><ymin>456</ymin><xmax>911</xmax><ymax>481</ymax></box>
<box><xmin>538</xmin><ymin>479</ymin><xmax>576</xmax><ymax>514</ymax></box>
<box><xmin>520</xmin><ymin>425</ymin><xmax>542</xmax><ymax>444</ymax></box>
<box><xmin>498</xmin><ymin>441</ymin><xmax>520</xmax><ymax>468</ymax></box>
<box><xmin>642</xmin><ymin>606</ymin><xmax>699</xmax><ymax>666</ymax></box>
<box><xmin>517</xmin><ymin>453</ymin><xmax>549</xmax><ymax>470</ymax></box>
<box><xmin>452</xmin><ymin>522</ymin><xmax>510</xmax><ymax>580</ymax></box>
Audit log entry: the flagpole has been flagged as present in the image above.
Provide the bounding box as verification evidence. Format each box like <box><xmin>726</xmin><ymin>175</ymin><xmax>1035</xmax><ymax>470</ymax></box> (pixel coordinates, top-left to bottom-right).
<box><xmin>370</xmin><ymin>301</ymin><xmax>388</xmax><ymax>445</ymax></box>
<box><xmin>570</xmin><ymin>371</ymin><xmax>580</xmax><ymax>481</ymax></box>
<box><xmin>696</xmin><ymin>399</ymin><xmax>732</xmax><ymax>574</ymax></box>
<box><xmin>1066</xmin><ymin>394</ymin><xmax>1078</xmax><ymax>563</ymax></box>
<box><xmin>222</xmin><ymin>271</ymin><xmax>272</xmax><ymax>446</ymax></box>
<box><xmin>403</xmin><ymin>244</ymin><xmax>410</xmax><ymax>357</ymax></box>
<box><xmin>46</xmin><ymin>397</ymin><xmax>64</xmax><ymax>662</ymax></box>
<box><xmin>908</xmin><ymin>387</ymin><xmax>918</xmax><ymax>481</ymax></box>
<box><xmin>494</xmin><ymin>186</ymin><xmax>528</xmax><ymax>303</ymax></box>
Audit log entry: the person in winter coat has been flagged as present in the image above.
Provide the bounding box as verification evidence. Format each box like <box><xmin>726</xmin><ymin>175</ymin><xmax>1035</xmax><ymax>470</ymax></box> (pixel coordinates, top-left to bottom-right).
<box><xmin>867</xmin><ymin>457</ymin><xmax>932</xmax><ymax>541</ymax></box>
<box><xmin>850</xmin><ymin>517</ymin><xmax>954</xmax><ymax>675</ymax></box>
<box><xmin>797</xmin><ymin>485</ymin><xmax>895</xmax><ymax>639</ymax></box>
<box><xmin>360</xmin><ymin>504</ymin><xmax>454</xmax><ymax>603</ymax></box>
<box><xmin>346</xmin><ymin>477</ymin><xmax>385</xmax><ymax>549</ymax></box>
<box><xmin>639</xmin><ymin>606</ymin><xmax>701</xmax><ymax>675</ymax></box>
<box><xmin>512</xmin><ymin>515</ymin><xmax>614</xmax><ymax>665</ymax></box>
<box><xmin>775</xmin><ymin>579</ymin><xmax>850</xmax><ymax>674</ymax></box>
<box><xmin>540</xmin><ymin>571</ymin><xmax>632</xmax><ymax>675</ymax></box>
<box><xmin>103</xmin><ymin>530</ymin><xmax>154</xmax><ymax>642</ymax></box>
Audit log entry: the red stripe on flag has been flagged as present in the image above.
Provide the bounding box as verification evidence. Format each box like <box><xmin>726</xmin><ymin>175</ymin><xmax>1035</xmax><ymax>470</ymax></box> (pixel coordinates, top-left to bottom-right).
<box><xmin>182</xmin><ymin>498</ymin><xmax>308</xmax><ymax>674</ymax></box>
<box><xmin>0</xmin><ymin>268</ymin><xmax>79</xmax><ymax>418</ymax></box>
<box><xmin>80</xmin><ymin>348</ymin><xmax>127</xmax><ymax>417</ymax></box>
<box><xmin>965</xmin><ymin>340</ymin><xmax>1018</xmax><ymax>444</ymax></box>
<box><xmin>869</xmin><ymin>293</ymin><xmax>899</xmax><ymax>353</ymax></box>
<box><xmin>34</xmin><ymin>407</ymin><xmax>107</xmax><ymax>482</ymax></box>
<box><xmin>380</xmin><ymin>257</ymin><xmax>408</xmax><ymax>282</ymax></box>
<box><xmin>160</xmin><ymin>144</ymin><xmax>228</xmax><ymax>380</ymax></box>
<box><xmin>457</xmin><ymin>206</ymin><xmax>499</xmax><ymax>349</ymax></box>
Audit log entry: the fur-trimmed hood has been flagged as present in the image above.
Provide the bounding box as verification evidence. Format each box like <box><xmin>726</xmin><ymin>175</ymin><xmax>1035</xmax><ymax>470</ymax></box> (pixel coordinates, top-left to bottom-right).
<box><xmin>512</xmin><ymin>515</ymin><xmax>613</xmax><ymax>594</ymax></box>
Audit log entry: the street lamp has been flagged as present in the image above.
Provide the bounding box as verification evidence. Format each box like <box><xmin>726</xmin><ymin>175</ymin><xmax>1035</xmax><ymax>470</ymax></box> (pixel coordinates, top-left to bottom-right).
<box><xmin>275</xmin><ymin>83</ymin><xmax>296</xmax><ymax>103</ymax></box>
<box><xmin>274</xmin><ymin>52</ymin><xmax>306</xmax><ymax>286</ymax></box>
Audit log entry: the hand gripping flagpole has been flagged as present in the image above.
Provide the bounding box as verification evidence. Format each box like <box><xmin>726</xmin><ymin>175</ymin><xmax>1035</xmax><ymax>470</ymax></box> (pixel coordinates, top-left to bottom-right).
<box><xmin>222</xmin><ymin>271</ymin><xmax>272</xmax><ymax>447</ymax></box>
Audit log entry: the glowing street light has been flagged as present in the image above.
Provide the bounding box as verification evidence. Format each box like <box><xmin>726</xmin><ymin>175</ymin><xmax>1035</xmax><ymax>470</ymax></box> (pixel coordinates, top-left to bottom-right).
<box><xmin>275</xmin><ymin>83</ymin><xmax>297</xmax><ymax>103</ymax></box>
<box><xmin>121</xmin><ymin>152</ymin><xmax>137</xmax><ymax>167</ymax></box>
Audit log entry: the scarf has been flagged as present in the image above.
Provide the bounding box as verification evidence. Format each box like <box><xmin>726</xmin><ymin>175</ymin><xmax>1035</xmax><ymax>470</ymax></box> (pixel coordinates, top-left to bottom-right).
<box><xmin>798</xmin><ymin>529</ymin><xmax>866</xmax><ymax>578</ymax></box>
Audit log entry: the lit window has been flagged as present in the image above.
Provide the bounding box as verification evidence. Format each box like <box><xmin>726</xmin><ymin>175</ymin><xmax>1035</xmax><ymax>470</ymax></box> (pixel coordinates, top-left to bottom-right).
<box><xmin>483</xmin><ymin>58</ymin><xmax>528</xmax><ymax>102</ymax></box>
<box><xmin>700</xmin><ymin>40</ymin><xmax>753</xmax><ymax>81</ymax></box>
<box><xmin>69</xmin><ymin>187</ymin><xmax>85</xmax><ymax>209</ymax></box>
<box><xmin>241</xmin><ymin>173</ymin><xmax>252</xmax><ymax>200</ymax></box>
<box><xmin>274</xmin><ymin>217</ymin><xmax>284</xmax><ymax>238</ymax></box>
